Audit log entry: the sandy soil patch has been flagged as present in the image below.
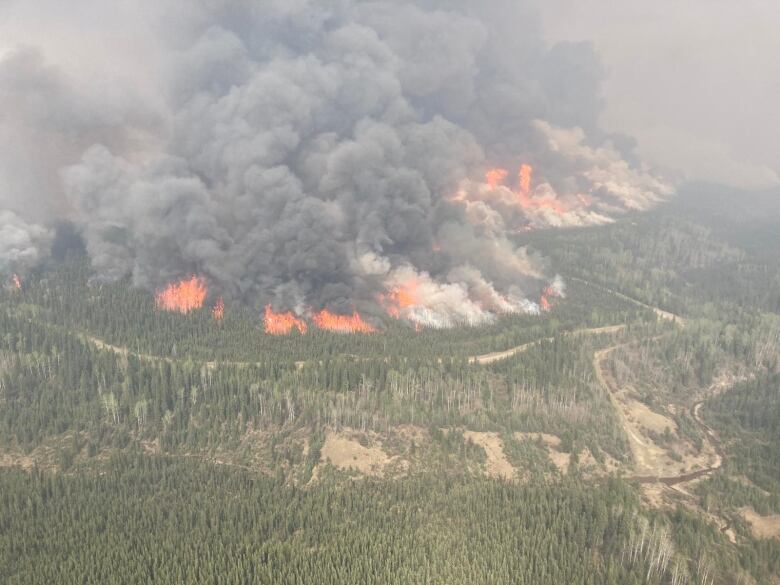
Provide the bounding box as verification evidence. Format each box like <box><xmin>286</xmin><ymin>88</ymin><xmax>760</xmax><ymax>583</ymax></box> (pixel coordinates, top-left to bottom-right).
<box><xmin>0</xmin><ymin>450</ymin><xmax>37</xmax><ymax>470</ymax></box>
<box><xmin>320</xmin><ymin>431</ymin><xmax>396</xmax><ymax>477</ymax></box>
<box><xmin>741</xmin><ymin>507</ymin><xmax>780</xmax><ymax>540</ymax></box>
<box><xmin>626</xmin><ymin>399</ymin><xmax>677</xmax><ymax>436</ymax></box>
<box><xmin>513</xmin><ymin>432</ymin><xmax>607</xmax><ymax>475</ymax></box>
<box><xmin>464</xmin><ymin>431</ymin><xmax>515</xmax><ymax>480</ymax></box>
<box><xmin>595</xmin><ymin>344</ymin><xmax>719</xmax><ymax>479</ymax></box>
<box><xmin>515</xmin><ymin>432</ymin><xmax>562</xmax><ymax>448</ymax></box>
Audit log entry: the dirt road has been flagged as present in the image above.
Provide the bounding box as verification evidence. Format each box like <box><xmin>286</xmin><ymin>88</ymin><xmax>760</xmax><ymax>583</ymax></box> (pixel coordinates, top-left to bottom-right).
<box><xmin>594</xmin><ymin>340</ymin><xmax>724</xmax><ymax>486</ymax></box>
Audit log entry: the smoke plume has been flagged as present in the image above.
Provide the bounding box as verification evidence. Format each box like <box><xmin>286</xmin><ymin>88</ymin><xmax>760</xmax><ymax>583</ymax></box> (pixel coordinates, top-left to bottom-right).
<box><xmin>0</xmin><ymin>0</ymin><xmax>672</xmax><ymax>327</ymax></box>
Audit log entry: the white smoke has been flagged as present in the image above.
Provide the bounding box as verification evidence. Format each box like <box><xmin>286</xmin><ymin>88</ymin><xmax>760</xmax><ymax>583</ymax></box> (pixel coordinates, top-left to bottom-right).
<box><xmin>0</xmin><ymin>210</ymin><xmax>53</xmax><ymax>272</ymax></box>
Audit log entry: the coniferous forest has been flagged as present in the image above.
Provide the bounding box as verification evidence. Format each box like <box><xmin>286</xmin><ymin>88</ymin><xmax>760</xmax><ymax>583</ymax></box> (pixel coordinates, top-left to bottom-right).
<box><xmin>1</xmin><ymin>185</ymin><xmax>779</xmax><ymax>584</ymax></box>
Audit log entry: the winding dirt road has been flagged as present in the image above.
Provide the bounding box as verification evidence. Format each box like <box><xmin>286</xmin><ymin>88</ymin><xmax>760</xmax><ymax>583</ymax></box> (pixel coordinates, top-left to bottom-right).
<box><xmin>593</xmin><ymin>339</ymin><xmax>724</xmax><ymax>486</ymax></box>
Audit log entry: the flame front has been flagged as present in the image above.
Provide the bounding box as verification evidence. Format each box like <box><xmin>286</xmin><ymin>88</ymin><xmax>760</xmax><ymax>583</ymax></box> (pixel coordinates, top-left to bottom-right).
<box><xmin>155</xmin><ymin>276</ymin><xmax>208</xmax><ymax>314</ymax></box>
<box><xmin>515</xmin><ymin>163</ymin><xmax>567</xmax><ymax>214</ymax></box>
<box><xmin>485</xmin><ymin>168</ymin><xmax>508</xmax><ymax>189</ymax></box>
<box><xmin>212</xmin><ymin>297</ymin><xmax>225</xmax><ymax>321</ymax></box>
<box><xmin>11</xmin><ymin>274</ymin><xmax>21</xmax><ymax>292</ymax></box>
<box><xmin>265</xmin><ymin>304</ymin><xmax>307</xmax><ymax>335</ymax></box>
<box><xmin>312</xmin><ymin>309</ymin><xmax>376</xmax><ymax>334</ymax></box>
<box><xmin>379</xmin><ymin>279</ymin><xmax>420</xmax><ymax>319</ymax></box>
<box><xmin>519</xmin><ymin>164</ymin><xmax>533</xmax><ymax>196</ymax></box>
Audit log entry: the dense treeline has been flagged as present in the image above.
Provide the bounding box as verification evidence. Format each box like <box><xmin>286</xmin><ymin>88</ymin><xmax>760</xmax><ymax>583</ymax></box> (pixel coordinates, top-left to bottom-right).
<box><xmin>0</xmin><ymin>454</ymin><xmax>764</xmax><ymax>585</ymax></box>
<box><xmin>0</xmin><ymin>304</ymin><xmax>631</xmax><ymax>462</ymax></box>
<box><xmin>608</xmin><ymin>314</ymin><xmax>779</xmax><ymax>403</ymax></box>
<box><xmin>1</xmin><ymin>185</ymin><xmax>779</xmax><ymax>584</ymax></box>
<box><xmin>704</xmin><ymin>373</ymin><xmax>780</xmax><ymax>496</ymax></box>
<box><xmin>529</xmin><ymin>185</ymin><xmax>780</xmax><ymax>316</ymax></box>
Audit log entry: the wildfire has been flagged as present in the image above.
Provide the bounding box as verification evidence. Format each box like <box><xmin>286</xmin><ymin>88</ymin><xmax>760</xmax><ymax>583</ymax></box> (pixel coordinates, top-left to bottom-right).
<box><xmin>212</xmin><ymin>297</ymin><xmax>225</xmax><ymax>321</ymax></box>
<box><xmin>519</xmin><ymin>164</ymin><xmax>533</xmax><ymax>196</ymax></box>
<box><xmin>11</xmin><ymin>274</ymin><xmax>21</xmax><ymax>292</ymax></box>
<box><xmin>518</xmin><ymin>191</ymin><xmax>567</xmax><ymax>214</ymax></box>
<box><xmin>539</xmin><ymin>281</ymin><xmax>564</xmax><ymax>312</ymax></box>
<box><xmin>264</xmin><ymin>304</ymin><xmax>307</xmax><ymax>335</ymax></box>
<box><xmin>379</xmin><ymin>280</ymin><xmax>420</xmax><ymax>319</ymax></box>
<box><xmin>312</xmin><ymin>309</ymin><xmax>376</xmax><ymax>334</ymax></box>
<box><xmin>485</xmin><ymin>168</ymin><xmax>508</xmax><ymax>189</ymax></box>
<box><xmin>155</xmin><ymin>275</ymin><xmax>208</xmax><ymax>314</ymax></box>
<box><xmin>468</xmin><ymin>163</ymin><xmax>571</xmax><ymax>217</ymax></box>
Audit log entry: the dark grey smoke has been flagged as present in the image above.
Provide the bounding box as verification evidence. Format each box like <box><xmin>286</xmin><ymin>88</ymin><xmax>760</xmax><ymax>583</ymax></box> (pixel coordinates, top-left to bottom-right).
<box><xmin>0</xmin><ymin>0</ymin><xmax>671</xmax><ymax>323</ymax></box>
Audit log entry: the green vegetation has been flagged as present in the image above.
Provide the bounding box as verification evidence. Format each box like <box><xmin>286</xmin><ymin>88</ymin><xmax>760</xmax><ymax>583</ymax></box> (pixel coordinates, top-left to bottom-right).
<box><xmin>1</xmin><ymin>184</ymin><xmax>780</xmax><ymax>584</ymax></box>
<box><xmin>0</xmin><ymin>454</ymin><xmax>766</xmax><ymax>585</ymax></box>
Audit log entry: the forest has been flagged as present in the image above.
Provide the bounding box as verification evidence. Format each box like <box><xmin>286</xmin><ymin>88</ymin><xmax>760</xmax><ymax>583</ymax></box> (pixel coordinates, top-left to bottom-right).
<box><xmin>1</xmin><ymin>185</ymin><xmax>780</xmax><ymax>584</ymax></box>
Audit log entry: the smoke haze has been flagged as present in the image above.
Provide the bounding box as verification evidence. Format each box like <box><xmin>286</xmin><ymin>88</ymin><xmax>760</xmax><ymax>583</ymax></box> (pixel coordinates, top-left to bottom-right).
<box><xmin>536</xmin><ymin>0</ymin><xmax>780</xmax><ymax>191</ymax></box>
<box><xmin>0</xmin><ymin>0</ymin><xmax>673</xmax><ymax>326</ymax></box>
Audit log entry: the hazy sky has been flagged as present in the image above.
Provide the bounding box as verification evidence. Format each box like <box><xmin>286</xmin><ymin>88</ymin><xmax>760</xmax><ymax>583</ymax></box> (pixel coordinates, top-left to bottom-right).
<box><xmin>536</xmin><ymin>0</ymin><xmax>780</xmax><ymax>189</ymax></box>
<box><xmin>1</xmin><ymin>0</ymin><xmax>778</xmax><ymax>191</ymax></box>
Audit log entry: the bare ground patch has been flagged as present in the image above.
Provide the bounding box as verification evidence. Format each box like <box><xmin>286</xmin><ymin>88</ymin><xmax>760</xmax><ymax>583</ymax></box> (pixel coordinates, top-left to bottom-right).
<box><xmin>320</xmin><ymin>430</ymin><xmax>404</xmax><ymax>477</ymax></box>
<box><xmin>595</xmin><ymin>345</ymin><xmax>720</xmax><ymax>479</ymax></box>
<box><xmin>464</xmin><ymin>431</ymin><xmax>515</xmax><ymax>480</ymax></box>
<box><xmin>740</xmin><ymin>507</ymin><xmax>780</xmax><ymax>540</ymax></box>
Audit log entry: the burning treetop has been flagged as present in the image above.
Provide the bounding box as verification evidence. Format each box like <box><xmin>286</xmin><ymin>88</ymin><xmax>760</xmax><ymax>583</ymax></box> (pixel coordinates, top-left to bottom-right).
<box><xmin>155</xmin><ymin>276</ymin><xmax>208</xmax><ymax>314</ymax></box>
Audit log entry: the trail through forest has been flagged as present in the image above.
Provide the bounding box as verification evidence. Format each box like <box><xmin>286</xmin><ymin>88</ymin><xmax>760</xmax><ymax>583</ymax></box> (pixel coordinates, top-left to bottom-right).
<box><xmin>470</xmin><ymin>324</ymin><xmax>626</xmax><ymax>364</ymax></box>
<box><xmin>594</xmin><ymin>341</ymin><xmax>723</xmax><ymax>485</ymax></box>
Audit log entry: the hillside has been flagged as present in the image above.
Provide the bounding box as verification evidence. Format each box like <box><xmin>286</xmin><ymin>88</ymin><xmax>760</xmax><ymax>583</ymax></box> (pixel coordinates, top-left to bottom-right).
<box><xmin>1</xmin><ymin>185</ymin><xmax>780</xmax><ymax>584</ymax></box>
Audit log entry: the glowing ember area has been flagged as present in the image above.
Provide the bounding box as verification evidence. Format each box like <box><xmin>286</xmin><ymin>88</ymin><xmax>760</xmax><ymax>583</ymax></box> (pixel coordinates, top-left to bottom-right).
<box><xmin>518</xmin><ymin>190</ymin><xmax>568</xmax><ymax>214</ymax></box>
<box><xmin>379</xmin><ymin>280</ymin><xmax>420</xmax><ymax>319</ymax></box>
<box><xmin>514</xmin><ymin>163</ymin><xmax>567</xmax><ymax>214</ymax></box>
<box><xmin>312</xmin><ymin>309</ymin><xmax>376</xmax><ymax>334</ymax></box>
<box><xmin>212</xmin><ymin>297</ymin><xmax>225</xmax><ymax>321</ymax></box>
<box><xmin>519</xmin><ymin>164</ymin><xmax>533</xmax><ymax>195</ymax></box>
<box><xmin>485</xmin><ymin>168</ymin><xmax>508</xmax><ymax>189</ymax></box>
<box><xmin>264</xmin><ymin>305</ymin><xmax>307</xmax><ymax>335</ymax></box>
<box><xmin>459</xmin><ymin>162</ymin><xmax>571</xmax><ymax>221</ymax></box>
<box><xmin>155</xmin><ymin>276</ymin><xmax>208</xmax><ymax>314</ymax></box>
<box><xmin>539</xmin><ymin>277</ymin><xmax>566</xmax><ymax>312</ymax></box>
<box><xmin>11</xmin><ymin>274</ymin><xmax>21</xmax><ymax>291</ymax></box>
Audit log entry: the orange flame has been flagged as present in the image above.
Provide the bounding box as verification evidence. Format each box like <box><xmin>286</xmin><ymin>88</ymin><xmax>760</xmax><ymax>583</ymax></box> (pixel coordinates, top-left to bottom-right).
<box><xmin>539</xmin><ymin>284</ymin><xmax>562</xmax><ymax>312</ymax></box>
<box><xmin>155</xmin><ymin>276</ymin><xmax>208</xmax><ymax>314</ymax></box>
<box><xmin>11</xmin><ymin>274</ymin><xmax>21</xmax><ymax>292</ymax></box>
<box><xmin>485</xmin><ymin>168</ymin><xmax>508</xmax><ymax>189</ymax></box>
<box><xmin>312</xmin><ymin>309</ymin><xmax>376</xmax><ymax>334</ymax></box>
<box><xmin>265</xmin><ymin>304</ymin><xmax>308</xmax><ymax>335</ymax></box>
<box><xmin>212</xmin><ymin>297</ymin><xmax>225</xmax><ymax>321</ymax></box>
<box><xmin>517</xmin><ymin>193</ymin><xmax>567</xmax><ymax>215</ymax></box>
<box><xmin>379</xmin><ymin>280</ymin><xmax>420</xmax><ymax>319</ymax></box>
<box><xmin>519</xmin><ymin>164</ymin><xmax>533</xmax><ymax>196</ymax></box>
<box><xmin>516</xmin><ymin>164</ymin><xmax>567</xmax><ymax>214</ymax></box>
